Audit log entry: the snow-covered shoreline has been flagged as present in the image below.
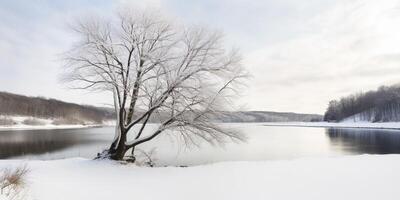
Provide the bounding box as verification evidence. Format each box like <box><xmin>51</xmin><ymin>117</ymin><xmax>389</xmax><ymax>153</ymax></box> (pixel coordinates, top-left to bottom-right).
<box><xmin>1</xmin><ymin>155</ymin><xmax>399</xmax><ymax>200</ymax></box>
<box><xmin>0</xmin><ymin>115</ymin><xmax>115</xmax><ymax>131</ymax></box>
<box><xmin>3</xmin><ymin>121</ymin><xmax>400</xmax><ymax>131</ymax></box>
<box><xmin>264</xmin><ymin>121</ymin><xmax>400</xmax><ymax>130</ymax></box>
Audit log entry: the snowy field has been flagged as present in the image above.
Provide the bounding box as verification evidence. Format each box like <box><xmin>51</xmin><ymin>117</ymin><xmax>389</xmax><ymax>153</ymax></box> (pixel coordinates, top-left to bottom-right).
<box><xmin>1</xmin><ymin>155</ymin><xmax>400</xmax><ymax>200</ymax></box>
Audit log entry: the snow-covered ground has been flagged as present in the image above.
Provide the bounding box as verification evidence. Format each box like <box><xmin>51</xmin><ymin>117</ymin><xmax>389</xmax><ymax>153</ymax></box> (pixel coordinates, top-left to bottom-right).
<box><xmin>264</xmin><ymin>121</ymin><xmax>400</xmax><ymax>129</ymax></box>
<box><xmin>0</xmin><ymin>116</ymin><xmax>112</xmax><ymax>131</ymax></box>
<box><xmin>1</xmin><ymin>155</ymin><xmax>399</xmax><ymax>200</ymax></box>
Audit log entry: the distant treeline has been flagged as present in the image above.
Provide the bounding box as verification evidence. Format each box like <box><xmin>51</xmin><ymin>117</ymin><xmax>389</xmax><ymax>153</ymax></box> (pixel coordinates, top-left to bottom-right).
<box><xmin>130</xmin><ymin>110</ymin><xmax>322</xmax><ymax>123</ymax></box>
<box><xmin>0</xmin><ymin>92</ymin><xmax>114</xmax><ymax>123</ymax></box>
<box><xmin>324</xmin><ymin>85</ymin><xmax>400</xmax><ymax>122</ymax></box>
<box><xmin>216</xmin><ymin>111</ymin><xmax>322</xmax><ymax>122</ymax></box>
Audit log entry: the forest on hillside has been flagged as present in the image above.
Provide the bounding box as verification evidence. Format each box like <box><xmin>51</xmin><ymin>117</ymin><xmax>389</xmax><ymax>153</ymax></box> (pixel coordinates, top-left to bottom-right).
<box><xmin>0</xmin><ymin>91</ymin><xmax>321</xmax><ymax>125</ymax></box>
<box><xmin>0</xmin><ymin>92</ymin><xmax>114</xmax><ymax>123</ymax></box>
<box><xmin>324</xmin><ymin>85</ymin><xmax>400</xmax><ymax>122</ymax></box>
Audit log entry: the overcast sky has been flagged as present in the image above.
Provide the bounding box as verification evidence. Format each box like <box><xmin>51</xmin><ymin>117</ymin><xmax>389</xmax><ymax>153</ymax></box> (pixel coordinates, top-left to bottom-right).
<box><xmin>2</xmin><ymin>0</ymin><xmax>400</xmax><ymax>114</ymax></box>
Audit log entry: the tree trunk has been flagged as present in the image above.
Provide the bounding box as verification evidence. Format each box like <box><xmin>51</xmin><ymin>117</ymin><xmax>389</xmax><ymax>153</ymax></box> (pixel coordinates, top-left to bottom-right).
<box><xmin>106</xmin><ymin>129</ymin><xmax>128</xmax><ymax>160</ymax></box>
<box><xmin>106</xmin><ymin>142</ymin><xmax>136</xmax><ymax>161</ymax></box>
<box><xmin>109</xmin><ymin>144</ymin><xmax>126</xmax><ymax>160</ymax></box>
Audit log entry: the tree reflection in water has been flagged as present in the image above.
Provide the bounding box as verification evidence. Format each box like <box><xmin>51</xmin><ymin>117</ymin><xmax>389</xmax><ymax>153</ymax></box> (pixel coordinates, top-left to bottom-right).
<box><xmin>325</xmin><ymin>128</ymin><xmax>400</xmax><ymax>154</ymax></box>
<box><xmin>0</xmin><ymin>128</ymin><xmax>106</xmax><ymax>159</ymax></box>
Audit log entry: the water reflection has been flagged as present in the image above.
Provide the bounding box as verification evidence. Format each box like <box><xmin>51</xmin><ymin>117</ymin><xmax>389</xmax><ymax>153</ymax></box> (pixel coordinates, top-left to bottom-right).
<box><xmin>0</xmin><ymin>128</ymin><xmax>107</xmax><ymax>159</ymax></box>
<box><xmin>2</xmin><ymin>125</ymin><xmax>400</xmax><ymax>163</ymax></box>
<box><xmin>325</xmin><ymin>128</ymin><xmax>400</xmax><ymax>154</ymax></box>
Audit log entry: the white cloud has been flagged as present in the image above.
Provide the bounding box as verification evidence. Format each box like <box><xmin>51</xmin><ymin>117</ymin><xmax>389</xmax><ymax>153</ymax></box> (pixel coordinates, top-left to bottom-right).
<box><xmin>2</xmin><ymin>0</ymin><xmax>400</xmax><ymax>113</ymax></box>
<box><xmin>241</xmin><ymin>0</ymin><xmax>400</xmax><ymax>113</ymax></box>
<box><xmin>0</xmin><ymin>1</ymin><xmax>114</xmax><ymax>106</ymax></box>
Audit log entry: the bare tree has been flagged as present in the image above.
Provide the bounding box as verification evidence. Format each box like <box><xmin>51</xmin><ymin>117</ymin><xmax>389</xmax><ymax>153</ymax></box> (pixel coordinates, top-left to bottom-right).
<box><xmin>63</xmin><ymin>9</ymin><xmax>247</xmax><ymax>161</ymax></box>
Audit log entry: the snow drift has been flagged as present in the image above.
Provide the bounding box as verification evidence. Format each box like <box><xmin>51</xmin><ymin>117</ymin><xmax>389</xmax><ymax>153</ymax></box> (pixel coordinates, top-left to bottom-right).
<box><xmin>1</xmin><ymin>155</ymin><xmax>399</xmax><ymax>200</ymax></box>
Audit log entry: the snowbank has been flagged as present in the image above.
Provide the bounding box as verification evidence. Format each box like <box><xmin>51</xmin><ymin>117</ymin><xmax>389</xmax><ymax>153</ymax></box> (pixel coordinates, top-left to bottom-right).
<box><xmin>1</xmin><ymin>155</ymin><xmax>399</xmax><ymax>200</ymax></box>
<box><xmin>264</xmin><ymin>121</ymin><xmax>400</xmax><ymax>129</ymax></box>
<box><xmin>0</xmin><ymin>115</ymin><xmax>110</xmax><ymax>131</ymax></box>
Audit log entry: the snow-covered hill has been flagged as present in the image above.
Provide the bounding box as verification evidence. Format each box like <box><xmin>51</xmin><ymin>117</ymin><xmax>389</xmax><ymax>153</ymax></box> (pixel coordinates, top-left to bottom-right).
<box><xmin>0</xmin><ymin>91</ymin><xmax>114</xmax><ymax>124</ymax></box>
<box><xmin>341</xmin><ymin>107</ymin><xmax>400</xmax><ymax>123</ymax></box>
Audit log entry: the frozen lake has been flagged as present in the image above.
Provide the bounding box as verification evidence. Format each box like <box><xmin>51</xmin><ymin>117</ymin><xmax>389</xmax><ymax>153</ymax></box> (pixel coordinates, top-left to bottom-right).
<box><xmin>1</xmin><ymin>123</ymin><xmax>400</xmax><ymax>165</ymax></box>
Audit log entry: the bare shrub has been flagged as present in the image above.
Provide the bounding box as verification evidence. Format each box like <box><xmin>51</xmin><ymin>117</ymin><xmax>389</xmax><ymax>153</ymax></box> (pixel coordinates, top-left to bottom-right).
<box><xmin>134</xmin><ymin>148</ymin><xmax>158</xmax><ymax>167</ymax></box>
<box><xmin>0</xmin><ymin>165</ymin><xmax>29</xmax><ymax>199</ymax></box>
<box><xmin>0</xmin><ymin>117</ymin><xmax>15</xmax><ymax>126</ymax></box>
<box><xmin>22</xmin><ymin>118</ymin><xmax>45</xmax><ymax>126</ymax></box>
